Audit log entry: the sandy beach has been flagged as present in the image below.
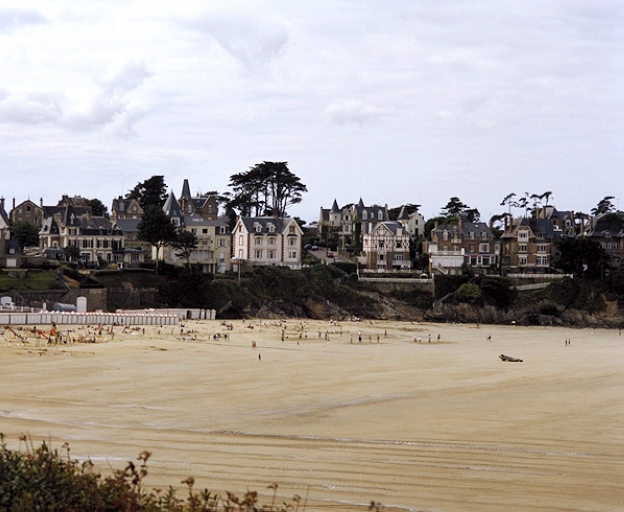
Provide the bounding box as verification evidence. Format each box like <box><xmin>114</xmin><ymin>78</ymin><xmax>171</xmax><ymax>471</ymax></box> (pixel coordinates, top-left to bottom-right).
<box><xmin>0</xmin><ymin>319</ymin><xmax>622</xmax><ymax>511</ymax></box>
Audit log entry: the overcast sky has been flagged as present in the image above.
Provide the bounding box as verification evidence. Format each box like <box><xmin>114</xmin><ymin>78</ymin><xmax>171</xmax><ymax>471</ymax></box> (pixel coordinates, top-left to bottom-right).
<box><xmin>1</xmin><ymin>1</ymin><xmax>622</xmax><ymax>223</ymax></box>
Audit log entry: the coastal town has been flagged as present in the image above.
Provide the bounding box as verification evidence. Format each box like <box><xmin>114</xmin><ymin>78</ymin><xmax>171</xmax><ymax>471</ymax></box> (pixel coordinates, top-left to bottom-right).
<box><xmin>1</xmin><ymin>170</ymin><xmax>622</xmax><ymax>279</ymax></box>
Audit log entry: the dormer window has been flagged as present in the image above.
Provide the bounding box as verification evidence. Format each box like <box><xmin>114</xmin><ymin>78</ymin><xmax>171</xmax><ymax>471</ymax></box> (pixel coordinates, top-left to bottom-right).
<box><xmin>255</xmin><ymin>223</ymin><xmax>262</xmax><ymax>232</ymax></box>
<box><xmin>289</xmin><ymin>225</ymin><xmax>295</xmax><ymax>234</ymax></box>
<box><xmin>119</xmin><ymin>203</ymin><xmax>124</xmax><ymax>211</ymax></box>
<box><xmin>362</xmin><ymin>211</ymin><xmax>367</xmax><ymax>220</ymax></box>
<box><xmin>268</xmin><ymin>223</ymin><xmax>275</xmax><ymax>233</ymax></box>
<box><xmin>378</xmin><ymin>211</ymin><xmax>383</xmax><ymax>220</ymax></box>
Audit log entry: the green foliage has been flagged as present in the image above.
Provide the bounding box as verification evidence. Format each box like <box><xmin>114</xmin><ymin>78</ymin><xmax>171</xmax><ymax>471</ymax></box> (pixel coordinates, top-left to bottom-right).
<box><xmin>172</xmin><ymin>230</ymin><xmax>198</xmax><ymax>268</ymax></box>
<box><xmin>127</xmin><ymin>175</ymin><xmax>168</xmax><ymax>208</ymax></box>
<box><xmin>330</xmin><ymin>262</ymin><xmax>357</xmax><ymax>275</ymax></box>
<box><xmin>227</xmin><ymin>161</ymin><xmax>307</xmax><ymax>217</ymax></box>
<box><xmin>0</xmin><ymin>435</ymin><xmax>307</xmax><ymax>511</ymax></box>
<box><xmin>455</xmin><ymin>283</ymin><xmax>481</xmax><ymax>303</ymax></box>
<box><xmin>553</xmin><ymin>237</ymin><xmax>609</xmax><ymax>278</ymax></box>
<box><xmin>137</xmin><ymin>205</ymin><xmax>178</xmax><ymax>261</ymax></box>
<box><xmin>85</xmin><ymin>198</ymin><xmax>109</xmax><ymax>217</ymax></box>
<box><xmin>544</xmin><ymin>277</ymin><xmax>607</xmax><ymax>313</ymax></box>
<box><xmin>433</xmin><ymin>274</ymin><xmax>469</xmax><ymax>299</ymax></box>
<box><xmin>0</xmin><ymin>270</ymin><xmax>61</xmax><ymax>291</ymax></box>
<box><xmin>478</xmin><ymin>276</ymin><xmax>515</xmax><ymax>308</ymax></box>
<box><xmin>9</xmin><ymin>221</ymin><xmax>40</xmax><ymax>249</ymax></box>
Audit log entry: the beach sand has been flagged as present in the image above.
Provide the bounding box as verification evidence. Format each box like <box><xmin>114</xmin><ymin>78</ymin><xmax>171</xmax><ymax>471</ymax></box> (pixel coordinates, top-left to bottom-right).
<box><xmin>0</xmin><ymin>319</ymin><xmax>622</xmax><ymax>511</ymax></box>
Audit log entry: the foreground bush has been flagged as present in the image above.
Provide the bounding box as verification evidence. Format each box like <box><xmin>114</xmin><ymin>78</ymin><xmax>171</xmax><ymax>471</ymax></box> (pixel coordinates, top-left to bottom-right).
<box><xmin>0</xmin><ymin>435</ymin><xmax>323</xmax><ymax>511</ymax></box>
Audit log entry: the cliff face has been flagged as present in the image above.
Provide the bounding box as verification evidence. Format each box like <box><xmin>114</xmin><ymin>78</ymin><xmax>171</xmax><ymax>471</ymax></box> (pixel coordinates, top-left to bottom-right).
<box><xmin>424</xmin><ymin>301</ymin><xmax>624</xmax><ymax>329</ymax></box>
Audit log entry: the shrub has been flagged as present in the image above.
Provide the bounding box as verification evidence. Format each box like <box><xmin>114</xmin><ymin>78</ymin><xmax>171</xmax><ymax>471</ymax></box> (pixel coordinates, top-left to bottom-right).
<box><xmin>455</xmin><ymin>283</ymin><xmax>481</xmax><ymax>304</ymax></box>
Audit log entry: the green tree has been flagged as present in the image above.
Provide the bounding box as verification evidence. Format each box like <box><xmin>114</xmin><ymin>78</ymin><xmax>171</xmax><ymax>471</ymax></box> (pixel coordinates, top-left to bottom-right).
<box><xmin>591</xmin><ymin>196</ymin><xmax>615</xmax><ymax>216</ymax></box>
<box><xmin>227</xmin><ymin>162</ymin><xmax>307</xmax><ymax>217</ymax></box>
<box><xmin>127</xmin><ymin>175</ymin><xmax>168</xmax><ymax>208</ymax></box>
<box><xmin>85</xmin><ymin>198</ymin><xmax>109</xmax><ymax>217</ymax></box>
<box><xmin>10</xmin><ymin>221</ymin><xmax>40</xmax><ymax>250</ymax></box>
<box><xmin>63</xmin><ymin>244</ymin><xmax>81</xmax><ymax>262</ymax></box>
<box><xmin>553</xmin><ymin>237</ymin><xmax>609</xmax><ymax>279</ymax></box>
<box><xmin>171</xmin><ymin>230</ymin><xmax>198</xmax><ymax>269</ymax></box>
<box><xmin>441</xmin><ymin>197</ymin><xmax>468</xmax><ymax>217</ymax></box>
<box><xmin>455</xmin><ymin>283</ymin><xmax>481</xmax><ymax>303</ymax></box>
<box><xmin>137</xmin><ymin>205</ymin><xmax>177</xmax><ymax>261</ymax></box>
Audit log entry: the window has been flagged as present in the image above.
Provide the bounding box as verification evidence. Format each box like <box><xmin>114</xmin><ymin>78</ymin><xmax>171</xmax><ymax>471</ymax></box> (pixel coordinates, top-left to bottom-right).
<box><xmin>289</xmin><ymin>251</ymin><xmax>297</xmax><ymax>259</ymax></box>
<box><xmin>518</xmin><ymin>244</ymin><xmax>527</xmax><ymax>252</ymax></box>
<box><xmin>254</xmin><ymin>236</ymin><xmax>263</xmax><ymax>245</ymax></box>
<box><xmin>612</xmin><ymin>243</ymin><xmax>619</xmax><ymax>250</ymax></box>
<box><xmin>481</xmin><ymin>231</ymin><xmax>487</xmax><ymax>239</ymax></box>
<box><xmin>255</xmin><ymin>250</ymin><xmax>263</xmax><ymax>259</ymax></box>
<box><xmin>288</xmin><ymin>238</ymin><xmax>297</xmax><ymax>246</ymax></box>
<box><xmin>187</xmin><ymin>205</ymin><xmax>192</xmax><ymax>213</ymax></box>
<box><xmin>536</xmin><ymin>256</ymin><xmax>548</xmax><ymax>266</ymax></box>
<box><xmin>191</xmin><ymin>229</ymin><xmax>196</xmax><ymax>234</ymax></box>
<box><xmin>379</xmin><ymin>242</ymin><xmax>384</xmax><ymax>249</ymax></box>
<box><xmin>255</xmin><ymin>223</ymin><xmax>262</xmax><ymax>232</ymax></box>
<box><xmin>268</xmin><ymin>250</ymin><xmax>276</xmax><ymax>259</ymax></box>
<box><xmin>289</xmin><ymin>225</ymin><xmax>295</xmax><ymax>234</ymax></box>
<box><xmin>268</xmin><ymin>223</ymin><xmax>275</xmax><ymax>233</ymax></box>
<box><xmin>537</xmin><ymin>245</ymin><xmax>547</xmax><ymax>253</ymax></box>
<box><xmin>396</xmin><ymin>241</ymin><xmax>402</xmax><ymax>248</ymax></box>
<box><xmin>479</xmin><ymin>243</ymin><xmax>490</xmax><ymax>253</ymax></box>
<box><xmin>69</xmin><ymin>228</ymin><xmax>76</xmax><ymax>235</ymax></box>
<box><xmin>378</xmin><ymin>254</ymin><xmax>385</xmax><ymax>261</ymax></box>
<box><xmin>362</xmin><ymin>211</ymin><xmax>367</xmax><ymax>220</ymax></box>
<box><xmin>238</xmin><ymin>235</ymin><xmax>243</xmax><ymax>245</ymax></box>
<box><xmin>469</xmin><ymin>244</ymin><xmax>475</xmax><ymax>253</ymax></box>
<box><xmin>470</xmin><ymin>257</ymin><xmax>477</xmax><ymax>266</ymax></box>
<box><xmin>394</xmin><ymin>254</ymin><xmax>403</xmax><ymax>261</ymax></box>
<box><xmin>208</xmin><ymin>205</ymin><xmax>213</xmax><ymax>214</ymax></box>
<box><xmin>481</xmin><ymin>257</ymin><xmax>490</xmax><ymax>266</ymax></box>
<box><xmin>518</xmin><ymin>230</ymin><xmax>529</xmax><ymax>241</ymax></box>
<box><xmin>218</xmin><ymin>239</ymin><xmax>227</xmax><ymax>247</ymax></box>
<box><xmin>378</xmin><ymin>211</ymin><xmax>383</xmax><ymax>220</ymax></box>
<box><xmin>268</xmin><ymin>237</ymin><xmax>276</xmax><ymax>245</ymax></box>
<box><xmin>518</xmin><ymin>256</ymin><xmax>527</xmax><ymax>265</ymax></box>
<box><xmin>119</xmin><ymin>203</ymin><xmax>124</xmax><ymax>211</ymax></box>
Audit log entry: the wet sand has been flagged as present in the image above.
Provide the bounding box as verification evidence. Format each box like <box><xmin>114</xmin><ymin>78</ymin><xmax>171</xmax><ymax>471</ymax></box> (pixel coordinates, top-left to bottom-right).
<box><xmin>0</xmin><ymin>320</ymin><xmax>623</xmax><ymax>511</ymax></box>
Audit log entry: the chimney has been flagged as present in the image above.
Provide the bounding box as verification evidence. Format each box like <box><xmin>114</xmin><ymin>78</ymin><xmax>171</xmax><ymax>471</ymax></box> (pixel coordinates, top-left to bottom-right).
<box><xmin>13</xmin><ymin>197</ymin><xmax>15</xmax><ymax>209</ymax></box>
<box><xmin>0</xmin><ymin>197</ymin><xmax>4</xmax><ymax>211</ymax></box>
<box><xmin>40</xmin><ymin>197</ymin><xmax>43</xmax><ymax>208</ymax></box>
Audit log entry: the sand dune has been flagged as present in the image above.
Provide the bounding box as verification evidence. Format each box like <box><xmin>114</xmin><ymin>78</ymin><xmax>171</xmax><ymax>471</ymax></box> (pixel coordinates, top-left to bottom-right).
<box><xmin>1</xmin><ymin>320</ymin><xmax>622</xmax><ymax>511</ymax></box>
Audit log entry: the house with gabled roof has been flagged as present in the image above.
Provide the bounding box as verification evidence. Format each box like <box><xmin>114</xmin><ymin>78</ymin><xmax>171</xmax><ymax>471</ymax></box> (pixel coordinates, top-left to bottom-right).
<box><xmin>583</xmin><ymin>211</ymin><xmax>624</xmax><ymax>268</ymax></box>
<box><xmin>395</xmin><ymin>205</ymin><xmax>425</xmax><ymax>241</ymax></box>
<box><xmin>232</xmin><ymin>216</ymin><xmax>303</xmax><ymax>270</ymax></box>
<box><xmin>319</xmin><ymin>198</ymin><xmax>389</xmax><ymax>248</ymax></box>
<box><xmin>424</xmin><ymin>215</ymin><xmax>499</xmax><ymax>276</ymax></box>
<box><xmin>159</xmin><ymin>188</ymin><xmax>231</xmax><ymax>273</ymax></box>
<box><xmin>0</xmin><ymin>197</ymin><xmax>19</xmax><ymax>268</ymax></box>
<box><xmin>39</xmin><ymin>202</ymin><xmax>124</xmax><ymax>267</ymax></box>
<box><xmin>9</xmin><ymin>198</ymin><xmax>44</xmax><ymax>228</ymax></box>
<box><xmin>178</xmin><ymin>179</ymin><xmax>219</xmax><ymax>220</ymax></box>
<box><xmin>362</xmin><ymin>221</ymin><xmax>410</xmax><ymax>272</ymax></box>
<box><xmin>500</xmin><ymin>216</ymin><xmax>561</xmax><ymax>274</ymax></box>
<box><xmin>111</xmin><ymin>196</ymin><xmax>143</xmax><ymax>221</ymax></box>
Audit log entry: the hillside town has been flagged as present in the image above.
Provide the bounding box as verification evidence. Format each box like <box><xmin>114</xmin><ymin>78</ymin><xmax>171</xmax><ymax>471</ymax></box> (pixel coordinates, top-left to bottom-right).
<box><xmin>1</xmin><ymin>171</ymin><xmax>622</xmax><ymax>278</ymax></box>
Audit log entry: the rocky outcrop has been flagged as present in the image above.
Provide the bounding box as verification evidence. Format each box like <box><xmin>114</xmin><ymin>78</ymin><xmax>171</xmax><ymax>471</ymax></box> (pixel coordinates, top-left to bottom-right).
<box><xmin>424</xmin><ymin>300</ymin><xmax>624</xmax><ymax>329</ymax></box>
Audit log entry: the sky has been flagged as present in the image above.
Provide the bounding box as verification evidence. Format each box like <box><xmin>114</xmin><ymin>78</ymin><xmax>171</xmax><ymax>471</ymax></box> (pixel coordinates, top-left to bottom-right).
<box><xmin>1</xmin><ymin>1</ymin><xmax>622</xmax><ymax>224</ymax></box>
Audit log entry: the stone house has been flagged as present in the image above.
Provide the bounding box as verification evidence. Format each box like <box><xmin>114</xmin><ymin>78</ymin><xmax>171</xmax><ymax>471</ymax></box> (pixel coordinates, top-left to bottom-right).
<box><xmin>425</xmin><ymin>216</ymin><xmax>499</xmax><ymax>275</ymax></box>
<box><xmin>159</xmin><ymin>187</ymin><xmax>231</xmax><ymax>273</ymax></box>
<box><xmin>39</xmin><ymin>203</ymin><xmax>124</xmax><ymax>266</ymax></box>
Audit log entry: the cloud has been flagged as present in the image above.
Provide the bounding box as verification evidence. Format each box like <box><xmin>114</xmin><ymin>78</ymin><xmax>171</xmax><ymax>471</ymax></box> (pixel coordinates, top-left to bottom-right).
<box><xmin>65</xmin><ymin>61</ymin><xmax>152</xmax><ymax>133</ymax></box>
<box><xmin>187</xmin><ymin>13</ymin><xmax>289</xmax><ymax>73</ymax></box>
<box><xmin>325</xmin><ymin>100</ymin><xmax>392</xmax><ymax>125</ymax></box>
<box><xmin>0</xmin><ymin>61</ymin><xmax>150</xmax><ymax>136</ymax></box>
<box><xmin>0</xmin><ymin>8</ymin><xmax>48</xmax><ymax>33</ymax></box>
<box><xmin>0</xmin><ymin>92</ymin><xmax>64</xmax><ymax>124</ymax></box>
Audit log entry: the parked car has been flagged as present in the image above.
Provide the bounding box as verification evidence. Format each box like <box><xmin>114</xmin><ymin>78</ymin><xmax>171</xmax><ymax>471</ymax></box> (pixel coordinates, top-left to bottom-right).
<box><xmin>326</xmin><ymin>251</ymin><xmax>334</xmax><ymax>258</ymax></box>
<box><xmin>311</xmin><ymin>245</ymin><xmax>318</xmax><ymax>250</ymax></box>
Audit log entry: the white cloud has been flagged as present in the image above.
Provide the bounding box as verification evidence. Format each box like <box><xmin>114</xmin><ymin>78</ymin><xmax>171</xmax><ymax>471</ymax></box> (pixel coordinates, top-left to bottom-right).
<box><xmin>325</xmin><ymin>100</ymin><xmax>392</xmax><ymax>126</ymax></box>
<box><xmin>0</xmin><ymin>8</ymin><xmax>48</xmax><ymax>33</ymax></box>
